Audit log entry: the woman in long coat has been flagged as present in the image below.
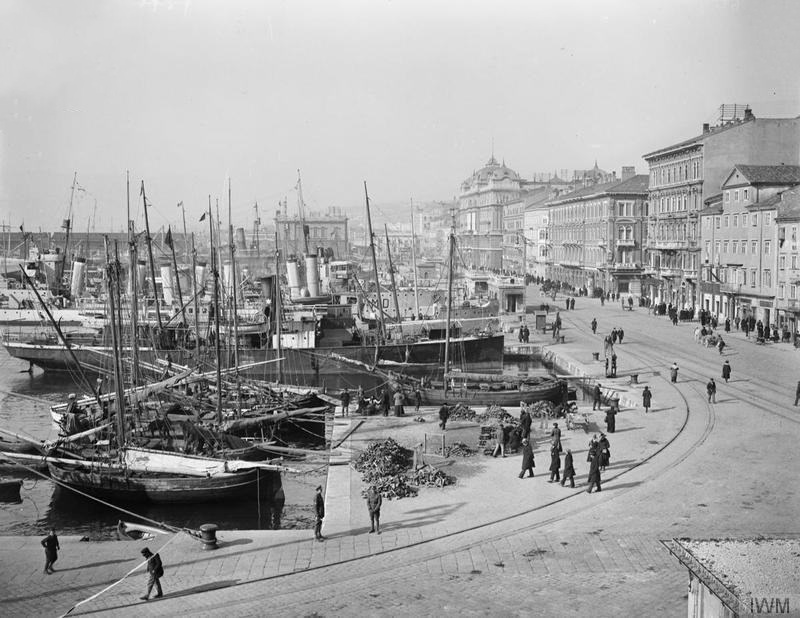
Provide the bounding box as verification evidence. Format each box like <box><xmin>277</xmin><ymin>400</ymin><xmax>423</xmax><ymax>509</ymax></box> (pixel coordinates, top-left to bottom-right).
<box><xmin>721</xmin><ymin>361</ymin><xmax>732</xmax><ymax>383</ymax></box>
<box><xmin>598</xmin><ymin>434</ymin><xmax>611</xmax><ymax>470</ymax></box>
<box><xmin>561</xmin><ymin>449</ymin><xmax>575</xmax><ymax>487</ymax></box>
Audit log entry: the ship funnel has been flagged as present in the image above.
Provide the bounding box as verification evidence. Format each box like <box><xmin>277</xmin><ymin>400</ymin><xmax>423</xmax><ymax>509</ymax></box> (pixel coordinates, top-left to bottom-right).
<box><xmin>305</xmin><ymin>254</ymin><xmax>320</xmax><ymax>297</ymax></box>
<box><xmin>235</xmin><ymin>227</ymin><xmax>247</xmax><ymax>251</ymax></box>
<box><xmin>222</xmin><ymin>262</ymin><xmax>234</xmax><ymax>296</ymax></box>
<box><xmin>41</xmin><ymin>252</ymin><xmax>65</xmax><ymax>294</ymax></box>
<box><xmin>70</xmin><ymin>258</ymin><xmax>86</xmax><ymax>298</ymax></box>
<box><xmin>160</xmin><ymin>264</ymin><xmax>174</xmax><ymax>304</ymax></box>
<box><xmin>195</xmin><ymin>261</ymin><xmax>207</xmax><ymax>297</ymax></box>
<box><xmin>286</xmin><ymin>257</ymin><xmax>301</xmax><ymax>299</ymax></box>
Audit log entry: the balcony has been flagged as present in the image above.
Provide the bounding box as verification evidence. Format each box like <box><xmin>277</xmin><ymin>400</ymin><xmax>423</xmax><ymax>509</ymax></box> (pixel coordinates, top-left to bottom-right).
<box><xmin>610</xmin><ymin>262</ymin><xmax>642</xmax><ymax>271</ymax></box>
<box><xmin>616</xmin><ymin>239</ymin><xmax>636</xmax><ymax>248</ymax></box>
<box><xmin>720</xmin><ymin>283</ymin><xmax>743</xmax><ymax>295</ymax></box>
<box><xmin>648</xmin><ymin>239</ymin><xmax>698</xmax><ymax>251</ymax></box>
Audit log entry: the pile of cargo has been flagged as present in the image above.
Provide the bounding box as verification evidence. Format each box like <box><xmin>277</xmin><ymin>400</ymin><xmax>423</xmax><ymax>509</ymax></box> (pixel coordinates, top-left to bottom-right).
<box><xmin>437</xmin><ymin>441</ymin><xmax>475</xmax><ymax>457</ymax></box>
<box><xmin>408</xmin><ymin>464</ymin><xmax>455</xmax><ymax>488</ymax></box>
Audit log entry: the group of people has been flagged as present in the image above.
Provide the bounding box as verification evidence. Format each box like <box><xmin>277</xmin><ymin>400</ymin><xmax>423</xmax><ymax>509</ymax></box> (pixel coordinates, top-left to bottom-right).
<box><xmin>315</xmin><ymin>483</ymin><xmax>383</xmax><ymax>540</ymax></box>
<box><xmin>346</xmin><ymin>386</ymin><xmax>422</xmax><ymax>417</ymax></box>
<box><xmin>518</xmin><ymin>324</ymin><xmax>531</xmax><ymax>343</ymax></box>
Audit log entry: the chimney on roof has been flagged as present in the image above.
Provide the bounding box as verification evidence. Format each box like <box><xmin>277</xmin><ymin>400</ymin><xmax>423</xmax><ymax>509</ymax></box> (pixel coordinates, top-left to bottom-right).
<box><xmin>702</xmin><ymin>123</ymin><xmax>710</xmax><ymax>134</ymax></box>
<box><xmin>744</xmin><ymin>106</ymin><xmax>755</xmax><ymax>121</ymax></box>
<box><xmin>621</xmin><ymin>166</ymin><xmax>636</xmax><ymax>181</ymax></box>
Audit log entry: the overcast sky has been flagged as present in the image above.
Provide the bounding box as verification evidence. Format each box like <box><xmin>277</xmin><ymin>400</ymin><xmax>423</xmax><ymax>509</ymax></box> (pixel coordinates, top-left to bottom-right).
<box><xmin>1</xmin><ymin>0</ymin><xmax>799</xmax><ymax>232</ymax></box>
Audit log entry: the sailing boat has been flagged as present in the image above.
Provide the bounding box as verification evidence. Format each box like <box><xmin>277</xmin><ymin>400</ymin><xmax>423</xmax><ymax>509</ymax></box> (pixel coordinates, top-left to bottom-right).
<box><xmin>399</xmin><ymin>220</ymin><xmax>567</xmax><ymax>407</ymax></box>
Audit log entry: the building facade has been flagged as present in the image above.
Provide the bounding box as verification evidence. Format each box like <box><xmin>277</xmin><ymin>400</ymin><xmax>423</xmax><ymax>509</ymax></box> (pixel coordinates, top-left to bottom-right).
<box><xmin>698</xmin><ymin>165</ymin><xmax>800</xmax><ymax>325</ymax></box>
<box><xmin>458</xmin><ymin>156</ymin><xmax>523</xmax><ymax>271</ymax></box>
<box><xmin>523</xmin><ymin>189</ymin><xmax>553</xmax><ymax>279</ymax></box>
<box><xmin>775</xmin><ymin>187</ymin><xmax>800</xmax><ymax>341</ymax></box>
<box><xmin>274</xmin><ymin>206</ymin><xmax>349</xmax><ymax>260</ymax></box>
<box><xmin>643</xmin><ymin>107</ymin><xmax>800</xmax><ymax>310</ymax></box>
<box><xmin>547</xmin><ymin>173</ymin><xmax>649</xmax><ymax>295</ymax></box>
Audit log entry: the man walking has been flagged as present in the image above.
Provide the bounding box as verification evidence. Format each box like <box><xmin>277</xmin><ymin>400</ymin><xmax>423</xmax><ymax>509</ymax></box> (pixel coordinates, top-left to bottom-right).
<box><xmin>438</xmin><ymin>404</ymin><xmax>450</xmax><ymax>430</ymax></box>
<box><xmin>591</xmin><ymin>318</ymin><xmax>597</xmax><ymax>334</ymax></box>
<box><xmin>550</xmin><ymin>422</ymin><xmax>562</xmax><ymax>452</ymax></box>
<box><xmin>592</xmin><ymin>383</ymin><xmax>602</xmax><ymax>410</ymax></box>
<box><xmin>41</xmin><ymin>528</ymin><xmax>60</xmax><ymax>574</ymax></box>
<box><xmin>139</xmin><ymin>547</ymin><xmax>164</xmax><ymax>601</ymax></box>
<box><xmin>722</xmin><ymin>361</ymin><xmax>731</xmax><ymax>384</ymax></box>
<box><xmin>670</xmin><ymin>362</ymin><xmax>679</xmax><ymax>383</ymax></box>
<box><xmin>340</xmin><ymin>389</ymin><xmax>350</xmax><ymax>417</ymax></box>
<box><xmin>642</xmin><ymin>385</ymin><xmax>652</xmax><ymax>413</ymax></box>
<box><xmin>314</xmin><ymin>485</ymin><xmax>326</xmax><ymax>541</ymax></box>
<box><xmin>414</xmin><ymin>387</ymin><xmax>422</xmax><ymax>413</ymax></box>
<box><xmin>518</xmin><ymin>438</ymin><xmax>535</xmax><ymax>478</ymax></box>
<box><xmin>548</xmin><ymin>444</ymin><xmax>561</xmax><ymax>483</ymax></box>
<box><xmin>366</xmin><ymin>485</ymin><xmax>382</xmax><ymax>534</ymax></box>
<box><xmin>560</xmin><ymin>449</ymin><xmax>575</xmax><ymax>488</ymax></box>
<box><xmin>707</xmin><ymin>378</ymin><xmax>717</xmax><ymax>403</ymax></box>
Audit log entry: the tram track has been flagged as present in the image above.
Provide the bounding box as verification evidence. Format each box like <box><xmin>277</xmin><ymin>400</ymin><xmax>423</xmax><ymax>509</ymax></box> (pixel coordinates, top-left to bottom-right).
<box><xmin>169</xmin><ymin>315</ymin><xmax>721</xmax><ymax>614</ymax></box>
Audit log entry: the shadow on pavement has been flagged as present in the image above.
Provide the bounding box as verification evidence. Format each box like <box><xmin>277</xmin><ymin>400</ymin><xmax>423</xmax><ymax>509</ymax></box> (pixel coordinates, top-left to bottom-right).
<box><xmin>56</xmin><ymin>558</ymin><xmax>133</xmax><ymax>572</ymax></box>
<box><xmin>602</xmin><ymin>481</ymin><xmax>642</xmax><ymax>491</ymax></box>
<box><xmin>612</xmin><ymin>426</ymin><xmax>644</xmax><ymax>433</ymax></box>
<box><xmin>75</xmin><ymin>580</ymin><xmax>241</xmax><ymax>615</ymax></box>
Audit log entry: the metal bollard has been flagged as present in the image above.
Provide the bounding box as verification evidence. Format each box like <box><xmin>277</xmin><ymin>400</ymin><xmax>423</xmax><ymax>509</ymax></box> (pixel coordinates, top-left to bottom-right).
<box><xmin>199</xmin><ymin>523</ymin><xmax>218</xmax><ymax>550</ymax></box>
<box><xmin>592</xmin><ymin>352</ymin><xmax>600</xmax><ymax>361</ymax></box>
<box><xmin>630</xmin><ymin>374</ymin><xmax>639</xmax><ymax>384</ymax></box>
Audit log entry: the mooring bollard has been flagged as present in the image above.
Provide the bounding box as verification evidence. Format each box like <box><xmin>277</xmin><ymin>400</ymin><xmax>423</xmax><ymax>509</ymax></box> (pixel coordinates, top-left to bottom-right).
<box><xmin>559</xmin><ymin>335</ymin><xmax>565</xmax><ymax>344</ymax></box>
<box><xmin>592</xmin><ymin>352</ymin><xmax>600</xmax><ymax>361</ymax></box>
<box><xmin>199</xmin><ymin>523</ymin><xmax>218</xmax><ymax>550</ymax></box>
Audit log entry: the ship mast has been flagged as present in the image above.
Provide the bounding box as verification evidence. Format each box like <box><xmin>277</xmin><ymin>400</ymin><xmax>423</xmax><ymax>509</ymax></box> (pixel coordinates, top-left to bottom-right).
<box><xmin>104</xmin><ymin>236</ymin><xmax>127</xmax><ymax>449</ymax></box>
<box><xmin>410</xmin><ymin>198</ymin><xmax>420</xmax><ymax>319</ymax></box>
<box><xmin>126</xmin><ymin>171</ymin><xmax>140</xmax><ymax>387</ymax></box>
<box><xmin>443</xmin><ymin>211</ymin><xmax>455</xmax><ymax>393</ymax></box>
<box><xmin>363</xmin><ymin>182</ymin><xmax>385</xmax><ymax>340</ymax></box>
<box><xmin>208</xmin><ymin>196</ymin><xmax>223</xmax><ymax>424</ymax></box>
<box><xmin>384</xmin><ymin>224</ymin><xmax>401</xmax><ymax>322</ymax></box>
<box><xmin>140</xmin><ymin>181</ymin><xmax>163</xmax><ymax>330</ymax></box>
<box><xmin>228</xmin><ymin>179</ymin><xmax>241</xmax><ymax>416</ymax></box>
<box><xmin>274</xmin><ymin>229</ymin><xmax>283</xmax><ymax>384</ymax></box>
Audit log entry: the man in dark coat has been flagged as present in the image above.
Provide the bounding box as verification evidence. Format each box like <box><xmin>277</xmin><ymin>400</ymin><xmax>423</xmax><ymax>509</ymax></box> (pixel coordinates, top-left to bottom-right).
<box><xmin>366</xmin><ymin>485</ymin><xmax>382</xmax><ymax>534</ymax></box>
<box><xmin>340</xmin><ymin>389</ymin><xmax>350</xmax><ymax>416</ymax></box>
<box><xmin>593</xmin><ymin>383</ymin><xmax>602</xmax><ymax>410</ymax></box>
<box><xmin>414</xmin><ymin>388</ymin><xmax>422</xmax><ymax>413</ymax></box>
<box><xmin>314</xmin><ymin>485</ymin><xmax>325</xmax><ymax>541</ymax></box>
<box><xmin>548</xmin><ymin>444</ymin><xmax>561</xmax><ymax>483</ymax></box>
<box><xmin>618</xmin><ymin>328</ymin><xmax>624</xmax><ymax>344</ymax></box>
<box><xmin>707</xmin><ymin>378</ymin><xmax>717</xmax><ymax>403</ymax></box>
<box><xmin>518</xmin><ymin>438</ymin><xmax>535</xmax><ymax>478</ymax></box>
<box><xmin>519</xmin><ymin>407</ymin><xmax>532</xmax><ymax>439</ymax></box>
<box><xmin>722</xmin><ymin>361</ymin><xmax>731</xmax><ymax>383</ymax></box>
<box><xmin>587</xmin><ymin>449</ymin><xmax>602</xmax><ymax>493</ymax></box>
<box><xmin>438</xmin><ymin>404</ymin><xmax>450</xmax><ymax>430</ymax></box>
<box><xmin>41</xmin><ymin>528</ymin><xmax>60</xmax><ymax>574</ymax></box>
<box><xmin>550</xmin><ymin>422</ymin><xmax>562</xmax><ymax>451</ymax></box>
<box><xmin>591</xmin><ymin>318</ymin><xmax>597</xmax><ymax>334</ymax></box>
<box><xmin>670</xmin><ymin>362</ymin><xmax>679</xmax><ymax>383</ymax></box>
<box><xmin>605</xmin><ymin>406</ymin><xmax>617</xmax><ymax>433</ymax></box>
<box><xmin>598</xmin><ymin>434</ymin><xmax>611</xmax><ymax>470</ymax></box>
<box><xmin>642</xmin><ymin>386</ymin><xmax>652</xmax><ymax>413</ymax></box>
<box><xmin>560</xmin><ymin>449</ymin><xmax>575</xmax><ymax>487</ymax></box>
<box><xmin>140</xmin><ymin>547</ymin><xmax>164</xmax><ymax>601</ymax></box>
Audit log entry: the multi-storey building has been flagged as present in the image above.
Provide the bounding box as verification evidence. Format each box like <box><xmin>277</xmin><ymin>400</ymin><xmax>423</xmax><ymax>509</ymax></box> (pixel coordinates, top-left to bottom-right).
<box><xmin>698</xmin><ymin>165</ymin><xmax>800</xmax><ymax>324</ymax></box>
<box><xmin>775</xmin><ymin>187</ymin><xmax>800</xmax><ymax>340</ymax></box>
<box><xmin>547</xmin><ymin>172</ymin><xmax>649</xmax><ymax>295</ymax></box>
<box><xmin>274</xmin><ymin>206</ymin><xmax>349</xmax><ymax>260</ymax></box>
<box><xmin>458</xmin><ymin>156</ymin><xmax>523</xmax><ymax>271</ymax></box>
<box><xmin>523</xmin><ymin>189</ymin><xmax>553</xmax><ymax>279</ymax></box>
<box><xmin>643</xmin><ymin>106</ymin><xmax>800</xmax><ymax>310</ymax></box>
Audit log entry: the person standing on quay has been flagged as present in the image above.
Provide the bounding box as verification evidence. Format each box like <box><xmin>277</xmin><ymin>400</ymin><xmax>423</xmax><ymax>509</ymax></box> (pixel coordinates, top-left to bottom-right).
<box><xmin>670</xmin><ymin>362</ymin><xmax>679</xmax><ymax>383</ymax></box>
<box><xmin>642</xmin><ymin>386</ymin><xmax>652</xmax><ymax>413</ymax></box>
<box><xmin>519</xmin><ymin>438</ymin><xmax>535</xmax><ymax>478</ymax></box>
<box><xmin>393</xmin><ymin>390</ymin><xmax>405</xmax><ymax>416</ymax></box>
<box><xmin>707</xmin><ymin>378</ymin><xmax>717</xmax><ymax>403</ymax></box>
<box><xmin>548</xmin><ymin>444</ymin><xmax>561</xmax><ymax>483</ymax></box>
<box><xmin>41</xmin><ymin>528</ymin><xmax>60</xmax><ymax>574</ymax></box>
<box><xmin>550</xmin><ymin>422</ymin><xmax>562</xmax><ymax>452</ymax></box>
<box><xmin>618</xmin><ymin>328</ymin><xmax>624</xmax><ymax>344</ymax></box>
<box><xmin>593</xmin><ymin>383</ymin><xmax>602</xmax><ymax>411</ymax></box>
<box><xmin>340</xmin><ymin>389</ymin><xmax>350</xmax><ymax>417</ymax></box>
<box><xmin>591</xmin><ymin>317</ymin><xmax>597</xmax><ymax>334</ymax></box>
<box><xmin>519</xmin><ymin>405</ymin><xmax>532</xmax><ymax>440</ymax></box>
<box><xmin>314</xmin><ymin>485</ymin><xmax>326</xmax><ymax>542</ymax></box>
<box><xmin>560</xmin><ymin>449</ymin><xmax>575</xmax><ymax>487</ymax></box>
<box><xmin>366</xmin><ymin>485</ymin><xmax>382</xmax><ymax>534</ymax></box>
<box><xmin>722</xmin><ymin>361</ymin><xmax>731</xmax><ymax>384</ymax></box>
<box><xmin>795</xmin><ymin>380</ymin><xmax>800</xmax><ymax>406</ymax></box>
<box><xmin>438</xmin><ymin>404</ymin><xmax>450</xmax><ymax>430</ymax></box>
<box><xmin>587</xmin><ymin>448</ymin><xmax>602</xmax><ymax>493</ymax></box>
<box><xmin>414</xmin><ymin>387</ymin><xmax>422</xmax><ymax>413</ymax></box>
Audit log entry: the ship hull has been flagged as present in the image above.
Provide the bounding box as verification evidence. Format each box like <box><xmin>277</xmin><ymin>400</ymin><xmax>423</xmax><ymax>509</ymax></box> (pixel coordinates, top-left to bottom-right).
<box><xmin>2</xmin><ymin>334</ymin><xmax>505</xmax><ymax>383</ymax></box>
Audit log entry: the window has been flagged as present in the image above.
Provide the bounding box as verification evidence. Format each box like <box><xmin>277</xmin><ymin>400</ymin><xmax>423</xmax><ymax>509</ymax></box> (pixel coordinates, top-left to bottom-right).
<box><xmin>751</xmin><ymin>241</ymin><xmax>758</xmax><ymax>254</ymax></box>
<box><xmin>705</xmin><ymin>241</ymin><xmax>711</xmax><ymax>258</ymax></box>
<box><xmin>733</xmin><ymin>214</ymin><xmax>738</xmax><ymax>227</ymax></box>
<box><xmin>765</xmin><ymin>212</ymin><xmax>771</xmax><ymax>225</ymax></box>
<box><xmin>742</xmin><ymin>241</ymin><xmax>747</xmax><ymax>255</ymax></box>
<box><xmin>780</xmin><ymin>255</ymin><xmax>786</xmax><ymax>269</ymax></box>
<box><xmin>765</xmin><ymin>240</ymin><xmax>771</xmax><ymax>255</ymax></box>
<box><xmin>715</xmin><ymin>216</ymin><xmax>721</xmax><ymax>229</ymax></box>
<box><xmin>715</xmin><ymin>241</ymin><xmax>721</xmax><ymax>255</ymax></box>
<box><xmin>734</xmin><ymin>190</ymin><xmax>739</xmax><ymax>202</ymax></box>
<box><xmin>752</xmin><ymin>213</ymin><xmax>758</xmax><ymax>226</ymax></box>
<box><xmin>724</xmin><ymin>191</ymin><xmax>730</xmax><ymax>203</ymax></box>
<box><xmin>750</xmin><ymin>269</ymin><xmax>757</xmax><ymax>287</ymax></box>
<box><xmin>723</xmin><ymin>240</ymin><xmax>729</xmax><ymax>253</ymax></box>
<box><xmin>793</xmin><ymin>255</ymin><xmax>798</xmax><ymax>269</ymax></box>
<box><xmin>724</xmin><ymin>215</ymin><xmax>729</xmax><ymax>227</ymax></box>
<box><xmin>742</xmin><ymin>214</ymin><xmax>748</xmax><ymax>226</ymax></box>
<box><xmin>763</xmin><ymin>270</ymin><xmax>771</xmax><ymax>287</ymax></box>
<box><xmin>791</xmin><ymin>284</ymin><xmax>798</xmax><ymax>299</ymax></box>
<box><xmin>732</xmin><ymin>240</ymin><xmax>739</xmax><ymax>253</ymax></box>
<box><xmin>741</xmin><ymin>270</ymin><xmax>747</xmax><ymax>285</ymax></box>
<box><xmin>743</xmin><ymin>188</ymin><xmax>749</xmax><ymax>201</ymax></box>
<box><xmin>779</xmin><ymin>283</ymin><xmax>785</xmax><ymax>298</ymax></box>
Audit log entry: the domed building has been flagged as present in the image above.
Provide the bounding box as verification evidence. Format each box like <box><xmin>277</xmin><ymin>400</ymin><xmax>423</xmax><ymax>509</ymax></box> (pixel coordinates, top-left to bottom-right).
<box><xmin>458</xmin><ymin>155</ymin><xmax>524</xmax><ymax>271</ymax></box>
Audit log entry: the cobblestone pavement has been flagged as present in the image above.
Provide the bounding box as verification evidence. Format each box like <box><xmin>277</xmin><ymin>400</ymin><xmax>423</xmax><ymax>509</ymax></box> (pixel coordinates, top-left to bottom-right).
<box><xmin>1</xmin><ymin>287</ymin><xmax>798</xmax><ymax>616</ymax></box>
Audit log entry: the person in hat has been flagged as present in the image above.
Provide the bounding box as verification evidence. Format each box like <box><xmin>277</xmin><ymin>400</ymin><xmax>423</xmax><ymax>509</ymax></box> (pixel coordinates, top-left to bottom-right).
<box><xmin>706</xmin><ymin>378</ymin><xmax>717</xmax><ymax>403</ymax></box>
<box><xmin>340</xmin><ymin>389</ymin><xmax>350</xmax><ymax>416</ymax></box>
<box><xmin>669</xmin><ymin>362</ymin><xmax>679</xmax><ymax>383</ymax></box>
<box><xmin>550</xmin><ymin>422</ymin><xmax>562</xmax><ymax>452</ymax></box>
<box><xmin>592</xmin><ymin>383</ymin><xmax>602</xmax><ymax>410</ymax></box>
<box><xmin>560</xmin><ymin>449</ymin><xmax>575</xmax><ymax>488</ymax></box>
<box><xmin>314</xmin><ymin>485</ymin><xmax>325</xmax><ymax>541</ymax></box>
<box><xmin>139</xmin><ymin>547</ymin><xmax>163</xmax><ymax>601</ymax></box>
<box><xmin>598</xmin><ymin>433</ymin><xmax>610</xmax><ymax>471</ymax></box>
<box><xmin>642</xmin><ymin>386</ymin><xmax>652</xmax><ymax>413</ymax></box>
<box><xmin>548</xmin><ymin>443</ymin><xmax>561</xmax><ymax>483</ymax></box>
<box><xmin>518</xmin><ymin>438</ymin><xmax>535</xmax><ymax>478</ymax></box>
<box><xmin>41</xmin><ymin>528</ymin><xmax>60</xmax><ymax>574</ymax></box>
<box><xmin>366</xmin><ymin>484</ymin><xmax>382</xmax><ymax>534</ymax></box>
<box><xmin>721</xmin><ymin>361</ymin><xmax>731</xmax><ymax>383</ymax></box>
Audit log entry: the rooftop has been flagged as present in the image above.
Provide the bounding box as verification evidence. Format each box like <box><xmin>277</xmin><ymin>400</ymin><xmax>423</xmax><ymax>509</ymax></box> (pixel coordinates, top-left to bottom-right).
<box><xmin>547</xmin><ymin>174</ymin><xmax>649</xmax><ymax>205</ymax></box>
<box><xmin>732</xmin><ymin>164</ymin><xmax>800</xmax><ymax>185</ymax></box>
